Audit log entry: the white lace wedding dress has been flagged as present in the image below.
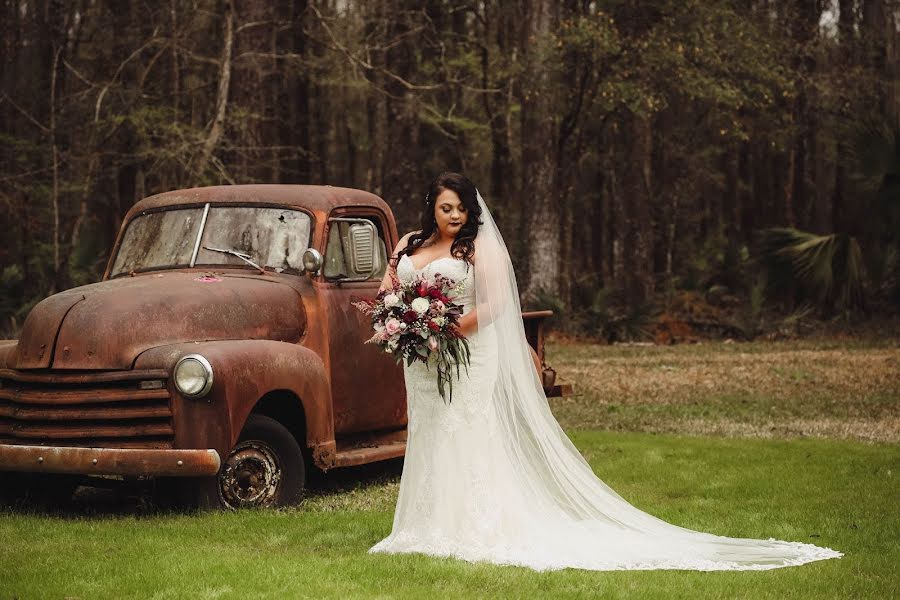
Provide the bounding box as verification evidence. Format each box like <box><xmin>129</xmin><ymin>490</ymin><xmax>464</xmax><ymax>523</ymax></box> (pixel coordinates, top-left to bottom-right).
<box><xmin>368</xmin><ymin>198</ymin><xmax>843</xmax><ymax>572</ymax></box>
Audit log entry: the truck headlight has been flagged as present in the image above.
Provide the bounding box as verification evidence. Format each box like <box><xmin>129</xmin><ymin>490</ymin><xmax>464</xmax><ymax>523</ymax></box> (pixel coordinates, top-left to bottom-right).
<box><xmin>174</xmin><ymin>354</ymin><xmax>214</xmax><ymax>398</ymax></box>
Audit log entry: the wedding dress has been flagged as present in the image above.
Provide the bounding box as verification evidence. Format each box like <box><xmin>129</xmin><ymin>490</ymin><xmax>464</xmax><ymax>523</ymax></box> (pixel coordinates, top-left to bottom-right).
<box><xmin>368</xmin><ymin>192</ymin><xmax>842</xmax><ymax>571</ymax></box>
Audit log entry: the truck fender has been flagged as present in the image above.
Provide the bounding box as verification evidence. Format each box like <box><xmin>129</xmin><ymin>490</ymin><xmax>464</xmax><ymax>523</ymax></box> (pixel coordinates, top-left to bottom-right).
<box><xmin>134</xmin><ymin>340</ymin><xmax>334</xmax><ymax>465</ymax></box>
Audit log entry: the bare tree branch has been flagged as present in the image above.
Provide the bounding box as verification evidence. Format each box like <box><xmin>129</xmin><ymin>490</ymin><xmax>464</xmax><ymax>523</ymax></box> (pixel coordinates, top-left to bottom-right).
<box><xmin>0</xmin><ymin>94</ymin><xmax>50</xmax><ymax>134</ymax></box>
<box><xmin>95</xmin><ymin>30</ymin><xmax>163</xmax><ymax>123</ymax></box>
<box><xmin>195</xmin><ymin>1</ymin><xmax>234</xmax><ymax>176</ymax></box>
<box><xmin>309</xmin><ymin>4</ymin><xmax>440</xmax><ymax>92</ymax></box>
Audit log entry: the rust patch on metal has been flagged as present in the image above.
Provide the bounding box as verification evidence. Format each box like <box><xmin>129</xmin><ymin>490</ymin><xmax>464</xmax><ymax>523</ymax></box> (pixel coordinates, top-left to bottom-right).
<box><xmin>312</xmin><ymin>440</ymin><xmax>336</xmax><ymax>471</ymax></box>
<box><xmin>42</xmin><ymin>272</ymin><xmax>306</xmax><ymax>370</ymax></box>
<box><xmin>0</xmin><ymin>368</ymin><xmax>174</xmax><ymax>449</ymax></box>
<box><xmin>14</xmin><ymin>293</ymin><xmax>85</xmax><ymax>369</ymax></box>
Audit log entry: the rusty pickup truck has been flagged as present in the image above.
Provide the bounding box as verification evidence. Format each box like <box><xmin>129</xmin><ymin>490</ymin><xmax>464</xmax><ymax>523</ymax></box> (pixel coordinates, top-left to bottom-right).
<box><xmin>0</xmin><ymin>184</ymin><xmax>567</xmax><ymax>509</ymax></box>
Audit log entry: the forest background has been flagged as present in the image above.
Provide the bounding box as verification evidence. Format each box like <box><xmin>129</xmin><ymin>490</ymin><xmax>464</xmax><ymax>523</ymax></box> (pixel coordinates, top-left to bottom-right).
<box><xmin>2</xmin><ymin>0</ymin><xmax>900</xmax><ymax>342</ymax></box>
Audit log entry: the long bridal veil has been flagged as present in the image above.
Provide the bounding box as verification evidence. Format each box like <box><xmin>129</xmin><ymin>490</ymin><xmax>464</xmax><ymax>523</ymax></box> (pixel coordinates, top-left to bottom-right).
<box><xmin>470</xmin><ymin>189</ymin><xmax>842</xmax><ymax>570</ymax></box>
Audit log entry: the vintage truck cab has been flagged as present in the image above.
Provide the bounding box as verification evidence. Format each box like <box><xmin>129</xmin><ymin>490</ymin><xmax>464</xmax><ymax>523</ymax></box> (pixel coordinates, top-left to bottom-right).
<box><xmin>0</xmin><ymin>185</ymin><xmax>566</xmax><ymax>509</ymax></box>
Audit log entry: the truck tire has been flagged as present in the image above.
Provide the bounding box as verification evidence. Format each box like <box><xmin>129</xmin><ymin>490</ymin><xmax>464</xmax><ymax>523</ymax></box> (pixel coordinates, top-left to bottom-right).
<box><xmin>187</xmin><ymin>414</ymin><xmax>307</xmax><ymax>510</ymax></box>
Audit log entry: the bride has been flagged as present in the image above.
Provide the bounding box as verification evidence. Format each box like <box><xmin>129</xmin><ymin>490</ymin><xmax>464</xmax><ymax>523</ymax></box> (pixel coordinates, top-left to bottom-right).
<box><xmin>368</xmin><ymin>172</ymin><xmax>842</xmax><ymax>571</ymax></box>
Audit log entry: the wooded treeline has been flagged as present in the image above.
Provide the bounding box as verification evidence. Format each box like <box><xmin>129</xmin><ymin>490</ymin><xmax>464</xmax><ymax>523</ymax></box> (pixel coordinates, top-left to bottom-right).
<box><xmin>2</xmin><ymin>0</ymin><xmax>899</xmax><ymax>340</ymax></box>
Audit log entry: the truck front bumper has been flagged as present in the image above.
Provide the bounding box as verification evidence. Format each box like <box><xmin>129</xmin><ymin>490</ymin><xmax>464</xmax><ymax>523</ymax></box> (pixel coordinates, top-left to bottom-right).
<box><xmin>0</xmin><ymin>444</ymin><xmax>221</xmax><ymax>477</ymax></box>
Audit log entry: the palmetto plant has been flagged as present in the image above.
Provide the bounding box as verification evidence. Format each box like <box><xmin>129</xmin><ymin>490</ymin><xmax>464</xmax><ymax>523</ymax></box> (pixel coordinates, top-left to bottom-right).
<box><xmin>847</xmin><ymin>120</ymin><xmax>900</xmax><ymax>308</ymax></box>
<box><xmin>848</xmin><ymin>120</ymin><xmax>900</xmax><ymax>229</ymax></box>
<box><xmin>757</xmin><ymin>228</ymin><xmax>866</xmax><ymax>316</ymax></box>
<box><xmin>756</xmin><ymin>119</ymin><xmax>900</xmax><ymax>316</ymax></box>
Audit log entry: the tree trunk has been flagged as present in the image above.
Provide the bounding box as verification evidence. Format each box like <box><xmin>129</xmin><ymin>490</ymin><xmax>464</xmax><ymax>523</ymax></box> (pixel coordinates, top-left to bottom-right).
<box><xmin>622</xmin><ymin>111</ymin><xmax>655</xmax><ymax>304</ymax></box>
<box><xmin>380</xmin><ymin>0</ymin><xmax>422</xmax><ymax>234</ymax></box>
<box><xmin>521</xmin><ymin>0</ymin><xmax>561</xmax><ymax>303</ymax></box>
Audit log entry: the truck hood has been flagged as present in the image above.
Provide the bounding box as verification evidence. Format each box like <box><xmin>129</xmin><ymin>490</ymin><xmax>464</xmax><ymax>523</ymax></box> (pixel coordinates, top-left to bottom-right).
<box><xmin>13</xmin><ymin>272</ymin><xmax>306</xmax><ymax>370</ymax></box>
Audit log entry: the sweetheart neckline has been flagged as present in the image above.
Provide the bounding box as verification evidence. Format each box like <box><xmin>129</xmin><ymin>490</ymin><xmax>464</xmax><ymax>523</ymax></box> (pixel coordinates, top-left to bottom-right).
<box><xmin>400</xmin><ymin>253</ymin><xmax>465</xmax><ymax>272</ymax></box>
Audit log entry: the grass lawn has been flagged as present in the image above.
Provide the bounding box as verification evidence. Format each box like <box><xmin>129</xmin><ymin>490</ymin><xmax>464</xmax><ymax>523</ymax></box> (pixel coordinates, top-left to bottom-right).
<box><xmin>1</xmin><ymin>339</ymin><xmax>898</xmax><ymax>599</ymax></box>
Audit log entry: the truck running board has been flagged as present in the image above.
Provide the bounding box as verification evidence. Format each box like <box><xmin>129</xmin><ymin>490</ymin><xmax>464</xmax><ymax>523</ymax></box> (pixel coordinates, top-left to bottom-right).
<box><xmin>333</xmin><ymin>435</ymin><xmax>406</xmax><ymax>468</ymax></box>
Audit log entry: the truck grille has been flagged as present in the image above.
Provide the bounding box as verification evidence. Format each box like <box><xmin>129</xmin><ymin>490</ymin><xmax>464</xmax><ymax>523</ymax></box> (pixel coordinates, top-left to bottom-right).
<box><xmin>0</xmin><ymin>369</ymin><xmax>174</xmax><ymax>449</ymax></box>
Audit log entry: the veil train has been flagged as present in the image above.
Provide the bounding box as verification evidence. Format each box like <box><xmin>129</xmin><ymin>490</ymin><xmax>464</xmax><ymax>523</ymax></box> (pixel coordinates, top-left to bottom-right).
<box><xmin>470</xmin><ymin>189</ymin><xmax>842</xmax><ymax>570</ymax></box>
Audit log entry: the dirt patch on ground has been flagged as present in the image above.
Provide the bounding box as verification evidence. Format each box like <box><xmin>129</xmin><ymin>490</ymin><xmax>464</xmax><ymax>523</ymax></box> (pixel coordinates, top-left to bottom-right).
<box><xmin>548</xmin><ymin>341</ymin><xmax>900</xmax><ymax>442</ymax></box>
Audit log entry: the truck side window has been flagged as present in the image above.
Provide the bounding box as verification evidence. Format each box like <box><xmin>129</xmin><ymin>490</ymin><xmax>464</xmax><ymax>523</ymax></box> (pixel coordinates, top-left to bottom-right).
<box><xmin>323</xmin><ymin>217</ymin><xmax>388</xmax><ymax>280</ymax></box>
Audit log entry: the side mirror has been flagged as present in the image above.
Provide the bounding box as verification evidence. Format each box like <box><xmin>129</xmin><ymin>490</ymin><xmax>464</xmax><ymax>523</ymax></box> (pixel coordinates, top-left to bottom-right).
<box><xmin>302</xmin><ymin>248</ymin><xmax>323</xmax><ymax>275</ymax></box>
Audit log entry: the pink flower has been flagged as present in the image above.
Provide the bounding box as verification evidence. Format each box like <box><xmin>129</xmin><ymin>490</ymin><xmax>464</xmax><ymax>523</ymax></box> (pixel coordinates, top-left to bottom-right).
<box><xmin>384</xmin><ymin>318</ymin><xmax>402</xmax><ymax>335</ymax></box>
<box><xmin>428</xmin><ymin>337</ymin><xmax>439</xmax><ymax>352</ymax></box>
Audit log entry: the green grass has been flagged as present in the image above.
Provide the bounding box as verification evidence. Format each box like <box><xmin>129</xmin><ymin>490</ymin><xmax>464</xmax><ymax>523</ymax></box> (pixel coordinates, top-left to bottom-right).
<box><xmin>1</xmin><ymin>338</ymin><xmax>898</xmax><ymax>598</ymax></box>
<box><xmin>1</xmin><ymin>433</ymin><xmax>897</xmax><ymax>599</ymax></box>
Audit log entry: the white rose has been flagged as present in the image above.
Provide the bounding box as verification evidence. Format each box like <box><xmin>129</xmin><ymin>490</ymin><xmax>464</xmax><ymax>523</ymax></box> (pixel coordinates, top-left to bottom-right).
<box><xmin>383</xmin><ymin>293</ymin><xmax>400</xmax><ymax>308</ymax></box>
<box><xmin>411</xmin><ymin>297</ymin><xmax>430</xmax><ymax>314</ymax></box>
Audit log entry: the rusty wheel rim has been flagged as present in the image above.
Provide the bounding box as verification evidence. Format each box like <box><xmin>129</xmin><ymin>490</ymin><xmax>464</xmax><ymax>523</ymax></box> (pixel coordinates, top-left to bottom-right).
<box><xmin>218</xmin><ymin>440</ymin><xmax>282</xmax><ymax>509</ymax></box>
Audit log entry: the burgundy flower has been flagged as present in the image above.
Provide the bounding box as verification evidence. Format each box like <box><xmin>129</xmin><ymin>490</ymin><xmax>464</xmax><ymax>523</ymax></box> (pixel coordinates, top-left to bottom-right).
<box><xmin>428</xmin><ymin>288</ymin><xmax>442</xmax><ymax>299</ymax></box>
<box><xmin>402</xmin><ymin>310</ymin><xmax>419</xmax><ymax>323</ymax></box>
<box><xmin>428</xmin><ymin>320</ymin><xmax>441</xmax><ymax>332</ymax></box>
<box><xmin>416</xmin><ymin>284</ymin><xmax>428</xmax><ymax>298</ymax></box>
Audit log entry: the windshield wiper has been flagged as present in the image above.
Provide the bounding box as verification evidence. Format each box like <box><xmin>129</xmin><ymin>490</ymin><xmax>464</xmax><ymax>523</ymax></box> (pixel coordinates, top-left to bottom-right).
<box><xmin>202</xmin><ymin>246</ymin><xmax>266</xmax><ymax>274</ymax></box>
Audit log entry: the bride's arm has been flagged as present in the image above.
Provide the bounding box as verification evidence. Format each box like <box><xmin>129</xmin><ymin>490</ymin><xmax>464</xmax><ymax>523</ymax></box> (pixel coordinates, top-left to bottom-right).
<box><xmin>457</xmin><ymin>303</ymin><xmax>478</xmax><ymax>337</ymax></box>
<box><xmin>378</xmin><ymin>231</ymin><xmax>416</xmax><ymax>292</ymax></box>
<box><xmin>456</xmin><ymin>251</ymin><xmax>479</xmax><ymax>337</ymax></box>
<box><xmin>473</xmin><ymin>234</ymin><xmax>513</xmax><ymax>327</ymax></box>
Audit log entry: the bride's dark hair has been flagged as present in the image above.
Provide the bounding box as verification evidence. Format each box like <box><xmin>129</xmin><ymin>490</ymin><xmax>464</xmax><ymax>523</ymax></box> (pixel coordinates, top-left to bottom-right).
<box><xmin>394</xmin><ymin>172</ymin><xmax>483</xmax><ymax>267</ymax></box>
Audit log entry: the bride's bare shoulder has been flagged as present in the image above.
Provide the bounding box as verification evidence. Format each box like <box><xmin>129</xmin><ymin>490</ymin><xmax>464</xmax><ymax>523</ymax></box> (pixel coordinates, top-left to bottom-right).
<box><xmin>399</xmin><ymin>230</ymin><xmax>421</xmax><ymax>244</ymax></box>
<box><xmin>392</xmin><ymin>230</ymin><xmax>422</xmax><ymax>254</ymax></box>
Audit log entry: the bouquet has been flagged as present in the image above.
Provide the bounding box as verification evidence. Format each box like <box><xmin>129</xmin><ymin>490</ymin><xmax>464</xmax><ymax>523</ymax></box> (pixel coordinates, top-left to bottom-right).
<box><xmin>352</xmin><ymin>271</ymin><xmax>470</xmax><ymax>402</ymax></box>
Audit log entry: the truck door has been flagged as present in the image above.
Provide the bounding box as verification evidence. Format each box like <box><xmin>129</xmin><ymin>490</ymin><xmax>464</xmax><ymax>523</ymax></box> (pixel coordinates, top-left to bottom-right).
<box><xmin>319</xmin><ymin>210</ymin><xmax>407</xmax><ymax>435</ymax></box>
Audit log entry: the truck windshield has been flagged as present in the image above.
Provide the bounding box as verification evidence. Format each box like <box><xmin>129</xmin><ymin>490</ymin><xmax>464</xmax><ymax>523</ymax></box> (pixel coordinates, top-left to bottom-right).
<box><xmin>110</xmin><ymin>206</ymin><xmax>312</xmax><ymax>277</ymax></box>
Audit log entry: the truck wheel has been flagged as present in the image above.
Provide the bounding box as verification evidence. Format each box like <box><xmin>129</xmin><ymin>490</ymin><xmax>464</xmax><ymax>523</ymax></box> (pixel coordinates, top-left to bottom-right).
<box><xmin>200</xmin><ymin>414</ymin><xmax>306</xmax><ymax>510</ymax></box>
